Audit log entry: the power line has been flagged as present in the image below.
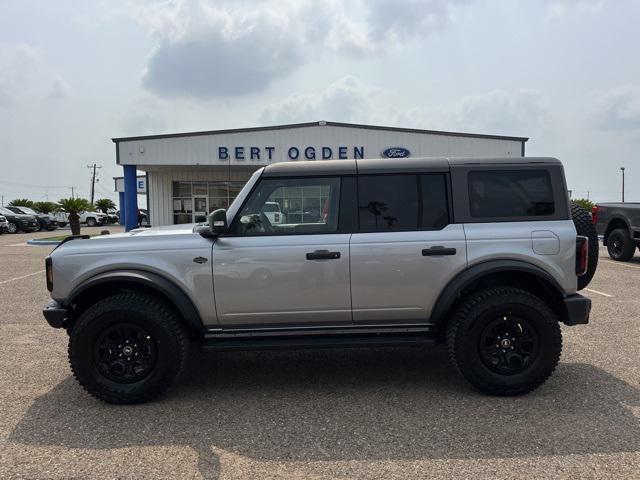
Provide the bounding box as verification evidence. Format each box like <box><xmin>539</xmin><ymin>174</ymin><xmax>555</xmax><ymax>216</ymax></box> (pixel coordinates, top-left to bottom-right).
<box><xmin>0</xmin><ymin>179</ymin><xmax>70</xmax><ymax>189</ymax></box>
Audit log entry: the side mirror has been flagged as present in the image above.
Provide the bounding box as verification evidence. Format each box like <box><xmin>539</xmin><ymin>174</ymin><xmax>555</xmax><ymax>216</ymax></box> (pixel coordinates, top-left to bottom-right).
<box><xmin>208</xmin><ymin>208</ymin><xmax>228</xmax><ymax>235</ymax></box>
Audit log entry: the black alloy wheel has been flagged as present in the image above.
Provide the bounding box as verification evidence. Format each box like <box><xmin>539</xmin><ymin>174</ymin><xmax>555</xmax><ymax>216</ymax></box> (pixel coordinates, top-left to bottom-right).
<box><xmin>93</xmin><ymin>323</ymin><xmax>157</xmax><ymax>384</ymax></box>
<box><xmin>447</xmin><ymin>287</ymin><xmax>562</xmax><ymax>396</ymax></box>
<box><xmin>607</xmin><ymin>228</ymin><xmax>635</xmax><ymax>261</ymax></box>
<box><xmin>479</xmin><ymin>314</ymin><xmax>540</xmax><ymax>375</ymax></box>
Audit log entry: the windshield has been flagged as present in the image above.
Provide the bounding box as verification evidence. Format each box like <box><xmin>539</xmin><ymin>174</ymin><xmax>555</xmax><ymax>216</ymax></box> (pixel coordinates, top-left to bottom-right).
<box><xmin>18</xmin><ymin>206</ymin><xmax>37</xmax><ymax>214</ymax></box>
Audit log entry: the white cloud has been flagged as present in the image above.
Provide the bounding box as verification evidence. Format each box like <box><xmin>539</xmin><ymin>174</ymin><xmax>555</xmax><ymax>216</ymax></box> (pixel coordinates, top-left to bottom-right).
<box><xmin>545</xmin><ymin>0</ymin><xmax>607</xmax><ymax>17</ymax></box>
<box><xmin>121</xmin><ymin>0</ymin><xmax>472</xmax><ymax>97</ymax></box>
<box><xmin>259</xmin><ymin>77</ymin><xmax>546</xmax><ymax>139</ymax></box>
<box><xmin>590</xmin><ymin>86</ymin><xmax>640</xmax><ymax>131</ymax></box>
<box><xmin>0</xmin><ymin>43</ymin><xmax>70</xmax><ymax>107</ymax></box>
<box><xmin>258</xmin><ymin>76</ymin><xmax>390</xmax><ymax>125</ymax></box>
<box><xmin>442</xmin><ymin>89</ymin><xmax>547</xmax><ymax>134</ymax></box>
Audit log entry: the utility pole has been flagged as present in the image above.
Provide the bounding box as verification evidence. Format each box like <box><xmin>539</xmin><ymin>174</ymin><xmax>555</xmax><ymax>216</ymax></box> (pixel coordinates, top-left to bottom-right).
<box><xmin>620</xmin><ymin>166</ymin><xmax>626</xmax><ymax>202</ymax></box>
<box><xmin>87</xmin><ymin>164</ymin><xmax>102</xmax><ymax>205</ymax></box>
<box><xmin>69</xmin><ymin>186</ymin><xmax>76</xmax><ymax>198</ymax></box>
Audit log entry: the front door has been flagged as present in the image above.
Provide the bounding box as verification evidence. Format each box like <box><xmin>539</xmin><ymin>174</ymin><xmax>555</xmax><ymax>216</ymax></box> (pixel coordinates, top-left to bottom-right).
<box><xmin>349</xmin><ymin>173</ymin><xmax>467</xmax><ymax>323</ymax></box>
<box><xmin>193</xmin><ymin>196</ymin><xmax>208</xmax><ymax>223</ymax></box>
<box><xmin>213</xmin><ymin>176</ymin><xmax>351</xmax><ymax>328</ymax></box>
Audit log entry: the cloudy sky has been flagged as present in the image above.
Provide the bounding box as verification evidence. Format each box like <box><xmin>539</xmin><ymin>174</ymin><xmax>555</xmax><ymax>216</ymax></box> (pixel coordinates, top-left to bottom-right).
<box><xmin>0</xmin><ymin>0</ymin><xmax>638</xmax><ymax>204</ymax></box>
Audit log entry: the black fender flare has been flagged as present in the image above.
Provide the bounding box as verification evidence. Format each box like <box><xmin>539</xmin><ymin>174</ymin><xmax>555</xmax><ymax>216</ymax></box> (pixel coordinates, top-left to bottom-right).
<box><xmin>603</xmin><ymin>215</ymin><xmax>630</xmax><ymax>244</ymax></box>
<box><xmin>65</xmin><ymin>270</ymin><xmax>204</xmax><ymax>332</ymax></box>
<box><xmin>429</xmin><ymin>260</ymin><xmax>566</xmax><ymax>325</ymax></box>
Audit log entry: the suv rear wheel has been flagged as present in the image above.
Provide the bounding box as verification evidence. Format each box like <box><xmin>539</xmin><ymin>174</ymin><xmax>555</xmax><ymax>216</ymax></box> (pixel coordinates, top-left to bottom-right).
<box><xmin>86</xmin><ymin>217</ymin><xmax>97</xmax><ymax>227</ymax></box>
<box><xmin>607</xmin><ymin>228</ymin><xmax>635</xmax><ymax>261</ymax></box>
<box><xmin>68</xmin><ymin>292</ymin><xmax>188</xmax><ymax>404</ymax></box>
<box><xmin>446</xmin><ymin>287</ymin><xmax>562</xmax><ymax>396</ymax></box>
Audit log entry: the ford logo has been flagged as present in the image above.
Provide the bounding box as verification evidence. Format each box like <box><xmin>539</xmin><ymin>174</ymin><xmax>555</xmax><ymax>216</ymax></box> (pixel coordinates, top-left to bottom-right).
<box><xmin>383</xmin><ymin>147</ymin><xmax>410</xmax><ymax>158</ymax></box>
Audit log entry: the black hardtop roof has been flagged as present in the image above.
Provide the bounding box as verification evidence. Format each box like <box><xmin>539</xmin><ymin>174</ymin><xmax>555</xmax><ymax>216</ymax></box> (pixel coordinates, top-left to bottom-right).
<box><xmin>261</xmin><ymin>157</ymin><xmax>561</xmax><ymax>177</ymax></box>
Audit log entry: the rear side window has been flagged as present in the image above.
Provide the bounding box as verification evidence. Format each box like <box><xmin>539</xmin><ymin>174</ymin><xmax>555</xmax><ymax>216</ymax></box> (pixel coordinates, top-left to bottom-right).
<box><xmin>357</xmin><ymin>174</ymin><xmax>448</xmax><ymax>231</ymax></box>
<box><xmin>468</xmin><ymin>170</ymin><xmax>555</xmax><ymax>218</ymax></box>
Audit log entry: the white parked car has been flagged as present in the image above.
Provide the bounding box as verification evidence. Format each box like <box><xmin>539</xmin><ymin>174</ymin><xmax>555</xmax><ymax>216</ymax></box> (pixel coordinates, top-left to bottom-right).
<box><xmin>54</xmin><ymin>210</ymin><xmax>107</xmax><ymax>227</ymax></box>
<box><xmin>262</xmin><ymin>201</ymin><xmax>285</xmax><ymax>224</ymax></box>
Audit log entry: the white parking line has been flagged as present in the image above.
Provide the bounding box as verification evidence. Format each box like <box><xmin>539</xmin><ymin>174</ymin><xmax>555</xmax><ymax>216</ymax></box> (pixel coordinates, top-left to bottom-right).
<box><xmin>600</xmin><ymin>259</ymin><xmax>640</xmax><ymax>270</ymax></box>
<box><xmin>0</xmin><ymin>270</ymin><xmax>45</xmax><ymax>285</ymax></box>
<box><xmin>584</xmin><ymin>287</ymin><xmax>613</xmax><ymax>298</ymax></box>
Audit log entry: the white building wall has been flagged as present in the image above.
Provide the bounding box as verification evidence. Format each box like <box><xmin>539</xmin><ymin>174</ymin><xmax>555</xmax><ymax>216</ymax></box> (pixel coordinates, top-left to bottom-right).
<box><xmin>118</xmin><ymin>124</ymin><xmax>523</xmax><ymax>168</ymax></box>
<box><xmin>116</xmin><ymin>123</ymin><xmax>526</xmax><ymax>226</ymax></box>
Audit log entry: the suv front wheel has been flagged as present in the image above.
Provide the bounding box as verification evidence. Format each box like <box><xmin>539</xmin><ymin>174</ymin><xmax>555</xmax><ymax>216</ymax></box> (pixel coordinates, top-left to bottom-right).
<box><xmin>446</xmin><ymin>287</ymin><xmax>562</xmax><ymax>396</ymax></box>
<box><xmin>68</xmin><ymin>292</ymin><xmax>188</xmax><ymax>404</ymax></box>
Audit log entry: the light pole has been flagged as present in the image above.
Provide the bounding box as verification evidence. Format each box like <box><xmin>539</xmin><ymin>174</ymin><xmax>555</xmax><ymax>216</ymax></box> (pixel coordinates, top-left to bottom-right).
<box><xmin>620</xmin><ymin>167</ymin><xmax>625</xmax><ymax>202</ymax></box>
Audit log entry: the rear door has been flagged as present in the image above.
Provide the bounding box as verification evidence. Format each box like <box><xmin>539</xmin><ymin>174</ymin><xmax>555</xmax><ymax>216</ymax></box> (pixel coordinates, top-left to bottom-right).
<box><xmin>212</xmin><ymin>175</ymin><xmax>352</xmax><ymax>328</ymax></box>
<box><xmin>349</xmin><ymin>173</ymin><xmax>467</xmax><ymax>324</ymax></box>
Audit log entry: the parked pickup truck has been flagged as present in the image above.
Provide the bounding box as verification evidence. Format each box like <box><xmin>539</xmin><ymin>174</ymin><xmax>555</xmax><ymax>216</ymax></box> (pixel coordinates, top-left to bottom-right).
<box><xmin>593</xmin><ymin>203</ymin><xmax>640</xmax><ymax>261</ymax></box>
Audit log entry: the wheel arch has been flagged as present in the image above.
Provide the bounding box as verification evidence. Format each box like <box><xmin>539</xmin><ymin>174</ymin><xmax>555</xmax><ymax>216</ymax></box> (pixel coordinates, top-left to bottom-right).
<box><xmin>64</xmin><ymin>270</ymin><xmax>204</xmax><ymax>333</ymax></box>
<box><xmin>603</xmin><ymin>216</ymin><xmax>629</xmax><ymax>245</ymax></box>
<box><xmin>430</xmin><ymin>260</ymin><xmax>568</xmax><ymax>326</ymax></box>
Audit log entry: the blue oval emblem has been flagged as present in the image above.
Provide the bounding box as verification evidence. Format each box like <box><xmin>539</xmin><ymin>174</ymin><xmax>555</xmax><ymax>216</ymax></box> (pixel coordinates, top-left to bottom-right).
<box><xmin>383</xmin><ymin>147</ymin><xmax>410</xmax><ymax>158</ymax></box>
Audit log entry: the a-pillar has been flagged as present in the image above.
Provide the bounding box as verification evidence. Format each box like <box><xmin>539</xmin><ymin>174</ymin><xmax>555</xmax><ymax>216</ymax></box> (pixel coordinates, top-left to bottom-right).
<box><xmin>123</xmin><ymin>165</ymin><xmax>138</xmax><ymax>231</ymax></box>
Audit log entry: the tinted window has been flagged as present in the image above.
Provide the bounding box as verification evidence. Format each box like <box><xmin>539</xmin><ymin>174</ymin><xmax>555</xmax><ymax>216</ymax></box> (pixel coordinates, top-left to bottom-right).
<box><xmin>468</xmin><ymin>170</ymin><xmax>555</xmax><ymax>218</ymax></box>
<box><xmin>234</xmin><ymin>177</ymin><xmax>340</xmax><ymax>235</ymax></box>
<box><xmin>358</xmin><ymin>175</ymin><xmax>419</xmax><ymax>231</ymax></box>
<box><xmin>420</xmin><ymin>174</ymin><xmax>449</xmax><ymax>229</ymax></box>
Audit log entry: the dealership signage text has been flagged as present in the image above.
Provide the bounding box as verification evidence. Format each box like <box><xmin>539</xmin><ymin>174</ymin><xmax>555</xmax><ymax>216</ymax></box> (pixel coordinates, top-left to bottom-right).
<box><xmin>217</xmin><ymin>146</ymin><xmax>365</xmax><ymax>161</ymax></box>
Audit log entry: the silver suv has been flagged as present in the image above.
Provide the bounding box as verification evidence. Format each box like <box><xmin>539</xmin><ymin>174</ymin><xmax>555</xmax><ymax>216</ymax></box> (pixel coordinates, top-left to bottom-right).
<box><xmin>43</xmin><ymin>157</ymin><xmax>597</xmax><ymax>404</ymax></box>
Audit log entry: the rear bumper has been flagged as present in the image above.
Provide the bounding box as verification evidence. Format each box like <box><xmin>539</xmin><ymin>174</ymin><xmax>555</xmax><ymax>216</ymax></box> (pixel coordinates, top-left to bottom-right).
<box><xmin>43</xmin><ymin>300</ymin><xmax>68</xmax><ymax>328</ymax></box>
<box><xmin>563</xmin><ymin>294</ymin><xmax>591</xmax><ymax>326</ymax></box>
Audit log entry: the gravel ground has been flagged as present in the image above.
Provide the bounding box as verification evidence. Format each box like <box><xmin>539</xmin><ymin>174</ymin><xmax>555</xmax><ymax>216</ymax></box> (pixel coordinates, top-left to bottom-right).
<box><xmin>0</xmin><ymin>227</ymin><xmax>638</xmax><ymax>479</ymax></box>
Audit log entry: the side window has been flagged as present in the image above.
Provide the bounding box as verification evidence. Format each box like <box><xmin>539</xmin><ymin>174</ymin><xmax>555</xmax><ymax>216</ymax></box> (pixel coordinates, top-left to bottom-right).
<box><xmin>468</xmin><ymin>170</ymin><xmax>555</xmax><ymax>218</ymax></box>
<box><xmin>232</xmin><ymin>177</ymin><xmax>340</xmax><ymax>236</ymax></box>
<box><xmin>358</xmin><ymin>175</ymin><xmax>419</xmax><ymax>231</ymax></box>
<box><xmin>420</xmin><ymin>174</ymin><xmax>449</xmax><ymax>229</ymax></box>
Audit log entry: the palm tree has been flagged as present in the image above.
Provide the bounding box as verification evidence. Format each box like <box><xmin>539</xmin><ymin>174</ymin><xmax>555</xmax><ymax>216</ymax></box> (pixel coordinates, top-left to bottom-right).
<box><xmin>57</xmin><ymin>198</ymin><xmax>92</xmax><ymax>235</ymax></box>
<box><xmin>33</xmin><ymin>201</ymin><xmax>58</xmax><ymax>214</ymax></box>
<box><xmin>94</xmin><ymin>198</ymin><xmax>116</xmax><ymax>214</ymax></box>
<box><xmin>8</xmin><ymin>198</ymin><xmax>35</xmax><ymax>208</ymax></box>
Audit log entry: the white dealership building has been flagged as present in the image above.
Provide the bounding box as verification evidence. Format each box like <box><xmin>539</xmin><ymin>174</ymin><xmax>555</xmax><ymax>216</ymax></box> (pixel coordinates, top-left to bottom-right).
<box><xmin>112</xmin><ymin>121</ymin><xmax>528</xmax><ymax>229</ymax></box>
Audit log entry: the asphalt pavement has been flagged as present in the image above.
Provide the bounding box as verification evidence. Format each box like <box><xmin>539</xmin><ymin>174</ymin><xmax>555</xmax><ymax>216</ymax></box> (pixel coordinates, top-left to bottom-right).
<box><xmin>0</xmin><ymin>227</ymin><xmax>638</xmax><ymax>479</ymax></box>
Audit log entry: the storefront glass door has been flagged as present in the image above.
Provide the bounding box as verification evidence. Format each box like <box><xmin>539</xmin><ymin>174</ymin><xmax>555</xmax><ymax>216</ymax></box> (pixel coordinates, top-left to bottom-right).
<box><xmin>193</xmin><ymin>197</ymin><xmax>209</xmax><ymax>223</ymax></box>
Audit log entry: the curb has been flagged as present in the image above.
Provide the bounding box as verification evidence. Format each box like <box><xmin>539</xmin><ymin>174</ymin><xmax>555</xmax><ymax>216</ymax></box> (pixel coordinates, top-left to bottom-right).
<box><xmin>27</xmin><ymin>239</ymin><xmax>62</xmax><ymax>246</ymax></box>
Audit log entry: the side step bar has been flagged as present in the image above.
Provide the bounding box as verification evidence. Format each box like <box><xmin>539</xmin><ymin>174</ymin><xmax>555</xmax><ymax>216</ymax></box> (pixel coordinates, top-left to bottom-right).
<box><xmin>200</xmin><ymin>325</ymin><xmax>440</xmax><ymax>352</ymax></box>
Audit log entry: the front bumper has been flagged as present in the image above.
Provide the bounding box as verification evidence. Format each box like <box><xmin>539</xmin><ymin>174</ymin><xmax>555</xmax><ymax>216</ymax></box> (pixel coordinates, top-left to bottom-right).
<box><xmin>563</xmin><ymin>293</ymin><xmax>591</xmax><ymax>326</ymax></box>
<box><xmin>43</xmin><ymin>300</ymin><xmax>68</xmax><ymax>328</ymax></box>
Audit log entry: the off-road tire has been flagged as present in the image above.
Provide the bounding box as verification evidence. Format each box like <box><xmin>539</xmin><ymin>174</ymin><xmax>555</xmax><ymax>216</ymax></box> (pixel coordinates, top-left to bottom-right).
<box><xmin>446</xmin><ymin>287</ymin><xmax>562</xmax><ymax>396</ymax></box>
<box><xmin>86</xmin><ymin>217</ymin><xmax>97</xmax><ymax>227</ymax></box>
<box><xmin>607</xmin><ymin>228</ymin><xmax>635</xmax><ymax>261</ymax></box>
<box><xmin>7</xmin><ymin>221</ymin><xmax>18</xmax><ymax>234</ymax></box>
<box><xmin>68</xmin><ymin>292</ymin><xmax>188</xmax><ymax>404</ymax></box>
<box><xmin>570</xmin><ymin>202</ymin><xmax>598</xmax><ymax>289</ymax></box>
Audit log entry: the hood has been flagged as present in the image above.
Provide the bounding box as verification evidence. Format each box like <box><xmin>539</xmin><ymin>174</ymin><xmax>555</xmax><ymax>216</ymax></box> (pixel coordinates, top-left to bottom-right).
<box><xmin>52</xmin><ymin>223</ymin><xmax>207</xmax><ymax>256</ymax></box>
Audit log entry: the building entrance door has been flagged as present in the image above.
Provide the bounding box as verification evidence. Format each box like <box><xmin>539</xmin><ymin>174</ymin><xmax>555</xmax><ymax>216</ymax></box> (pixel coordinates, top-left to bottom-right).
<box><xmin>193</xmin><ymin>196</ymin><xmax>209</xmax><ymax>223</ymax></box>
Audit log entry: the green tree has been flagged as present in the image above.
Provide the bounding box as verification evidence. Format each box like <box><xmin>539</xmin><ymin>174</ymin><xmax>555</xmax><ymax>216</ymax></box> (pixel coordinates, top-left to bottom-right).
<box><xmin>57</xmin><ymin>197</ymin><xmax>92</xmax><ymax>235</ymax></box>
<box><xmin>8</xmin><ymin>198</ymin><xmax>34</xmax><ymax>208</ymax></box>
<box><xmin>571</xmin><ymin>198</ymin><xmax>595</xmax><ymax>212</ymax></box>
<box><xmin>33</xmin><ymin>201</ymin><xmax>58</xmax><ymax>214</ymax></box>
<box><xmin>94</xmin><ymin>198</ymin><xmax>116</xmax><ymax>214</ymax></box>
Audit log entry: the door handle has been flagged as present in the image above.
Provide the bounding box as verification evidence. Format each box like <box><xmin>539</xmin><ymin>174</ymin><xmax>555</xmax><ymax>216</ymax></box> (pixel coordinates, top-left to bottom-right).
<box><xmin>422</xmin><ymin>246</ymin><xmax>457</xmax><ymax>256</ymax></box>
<box><xmin>306</xmin><ymin>249</ymin><xmax>341</xmax><ymax>260</ymax></box>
